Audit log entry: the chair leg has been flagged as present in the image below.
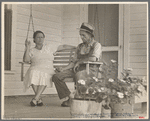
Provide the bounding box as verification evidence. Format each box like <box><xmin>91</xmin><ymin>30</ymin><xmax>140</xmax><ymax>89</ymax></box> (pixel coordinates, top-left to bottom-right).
<box><xmin>21</xmin><ymin>63</ymin><xmax>24</xmax><ymax>81</ymax></box>
<box><xmin>86</xmin><ymin>63</ymin><xmax>89</xmax><ymax>75</ymax></box>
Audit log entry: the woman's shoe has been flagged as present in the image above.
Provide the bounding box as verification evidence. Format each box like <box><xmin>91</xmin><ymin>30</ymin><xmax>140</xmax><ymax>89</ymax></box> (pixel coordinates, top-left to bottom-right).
<box><xmin>37</xmin><ymin>98</ymin><xmax>43</xmax><ymax>106</ymax></box>
<box><xmin>30</xmin><ymin>98</ymin><xmax>37</xmax><ymax>106</ymax></box>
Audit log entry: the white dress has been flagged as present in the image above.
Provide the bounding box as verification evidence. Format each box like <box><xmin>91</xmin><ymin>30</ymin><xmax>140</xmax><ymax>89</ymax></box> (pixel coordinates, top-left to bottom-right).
<box><xmin>23</xmin><ymin>44</ymin><xmax>55</xmax><ymax>92</ymax></box>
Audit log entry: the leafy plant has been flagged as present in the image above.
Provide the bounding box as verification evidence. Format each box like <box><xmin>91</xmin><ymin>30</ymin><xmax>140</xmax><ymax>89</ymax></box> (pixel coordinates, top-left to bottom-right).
<box><xmin>74</xmin><ymin>60</ymin><xmax>146</xmax><ymax>109</ymax></box>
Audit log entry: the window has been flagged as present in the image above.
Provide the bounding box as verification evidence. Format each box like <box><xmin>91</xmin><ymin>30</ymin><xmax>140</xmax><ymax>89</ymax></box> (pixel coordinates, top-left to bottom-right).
<box><xmin>4</xmin><ymin>5</ymin><xmax>12</xmax><ymax>70</ymax></box>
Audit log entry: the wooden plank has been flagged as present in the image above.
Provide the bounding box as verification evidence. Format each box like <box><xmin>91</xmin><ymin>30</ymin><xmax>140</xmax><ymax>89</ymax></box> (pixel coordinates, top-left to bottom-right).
<box><xmin>42</xmin><ymin>4</ymin><xmax>62</xmax><ymax>10</ymax></box>
<box><xmin>63</xmin><ymin>31</ymin><xmax>79</xmax><ymax>38</ymax></box>
<box><xmin>132</xmin><ymin>68</ymin><xmax>147</xmax><ymax>76</ymax></box>
<box><xmin>4</xmin><ymin>82</ymin><xmax>74</xmax><ymax>96</ymax></box>
<box><xmin>17</xmin><ymin>7</ymin><xmax>61</xmax><ymax>23</ymax></box>
<box><xmin>130</xmin><ymin>28</ymin><xmax>147</xmax><ymax>35</ymax></box>
<box><xmin>130</xmin><ymin>4</ymin><xmax>147</xmax><ymax>14</ymax></box>
<box><xmin>54</xmin><ymin>53</ymin><xmax>74</xmax><ymax>56</ymax></box>
<box><xmin>63</xmin><ymin>24</ymin><xmax>80</xmax><ymax>32</ymax></box>
<box><xmin>63</xmin><ymin>17</ymin><xmax>80</xmax><ymax>25</ymax></box>
<box><xmin>54</xmin><ymin>57</ymin><xmax>73</xmax><ymax>60</ymax></box>
<box><xmin>53</xmin><ymin>61</ymin><xmax>70</xmax><ymax>63</ymax></box>
<box><xmin>130</xmin><ymin>13</ymin><xmax>147</xmax><ymax>20</ymax></box>
<box><xmin>15</xmin><ymin>66</ymin><xmax>30</xmax><ymax>74</ymax></box>
<box><xmin>130</xmin><ymin>35</ymin><xmax>147</xmax><ymax>42</ymax></box>
<box><xmin>17</xmin><ymin>4</ymin><xmax>62</xmax><ymax>11</ymax></box>
<box><xmin>17</xmin><ymin>4</ymin><xmax>61</xmax><ymax>17</ymax></box>
<box><xmin>102</xmin><ymin>46</ymin><xmax>119</xmax><ymax>51</ymax></box>
<box><xmin>130</xmin><ymin>20</ymin><xmax>147</xmax><ymax>28</ymax></box>
<box><xmin>17</xmin><ymin>22</ymin><xmax>61</xmax><ymax>36</ymax></box>
<box><xmin>53</xmin><ymin>65</ymin><xmax>67</xmax><ymax>68</ymax></box>
<box><xmin>129</xmin><ymin>42</ymin><xmax>147</xmax><ymax>49</ymax></box>
<box><xmin>130</xmin><ymin>49</ymin><xmax>147</xmax><ymax>56</ymax></box>
<box><xmin>130</xmin><ymin>63</ymin><xmax>147</xmax><ymax>69</ymax></box>
<box><xmin>5</xmin><ymin>82</ymin><xmax>24</xmax><ymax>89</ymax></box>
<box><xmin>32</xmin><ymin>4</ymin><xmax>62</xmax><ymax>16</ymax></box>
<box><xmin>129</xmin><ymin>56</ymin><xmax>147</xmax><ymax>63</ymax></box>
<box><xmin>62</xmin><ymin>38</ymin><xmax>79</xmax><ymax>46</ymax></box>
<box><xmin>16</xmin><ymin>29</ymin><xmax>62</xmax><ymax>42</ymax></box>
<box><xmin>63</xmin><ymin>5</ymin><xmax>80</xmax><ymax>16</ymax></box>
<box><xmin>5</xmin><ymin>75</ymin><xmax>16</xmax><ymax>81</ymax></box>
<box><xmin>17</xmin><ymin>14</ymin><xmax>62</xmax><ymax>30</ymax></box>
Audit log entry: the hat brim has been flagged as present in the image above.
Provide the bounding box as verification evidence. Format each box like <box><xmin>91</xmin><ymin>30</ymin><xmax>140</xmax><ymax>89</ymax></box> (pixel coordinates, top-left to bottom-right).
<box><xmin>77</xmin><ymin>28</ymin><xmax>94</xmax><ymax>36</ymax></box>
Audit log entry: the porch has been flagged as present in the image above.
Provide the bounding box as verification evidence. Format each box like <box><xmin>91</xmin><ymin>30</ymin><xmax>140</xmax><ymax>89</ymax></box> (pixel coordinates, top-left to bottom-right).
<box><xmin>4</xmin><ymin>94</ymin><xmax>147</xmax><ymax>119</ymax></box>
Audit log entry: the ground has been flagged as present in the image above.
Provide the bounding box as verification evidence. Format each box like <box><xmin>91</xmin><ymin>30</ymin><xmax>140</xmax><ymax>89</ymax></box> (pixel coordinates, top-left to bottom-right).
<box><xmin>3</xmin><ymin>94</ymin><xmax>147</xmax><ymax>119</ymax></box>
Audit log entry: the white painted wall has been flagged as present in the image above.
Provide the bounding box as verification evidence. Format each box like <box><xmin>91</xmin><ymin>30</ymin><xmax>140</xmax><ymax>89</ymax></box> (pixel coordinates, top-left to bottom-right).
<box><xmin>5</xmin><ymin>4</ymin><xmax>63</xmax><ymax>96</ymax></box>
<box><xmin>4</xmin><ymin>4</ymin><xmax>88</xmax><ymax>96</ymax></box>
<box><xmin>129</xmin><ymin>4</ymin><xmax>147</xmax><ymax>79</ymax></box>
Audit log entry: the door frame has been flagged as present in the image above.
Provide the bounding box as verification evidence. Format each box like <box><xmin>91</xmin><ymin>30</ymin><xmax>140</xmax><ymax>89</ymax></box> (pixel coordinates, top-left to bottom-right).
<box><xmin>80</xmin><ymin>4</ymin><xmax>125</xmax><ymax>78</ymax></box>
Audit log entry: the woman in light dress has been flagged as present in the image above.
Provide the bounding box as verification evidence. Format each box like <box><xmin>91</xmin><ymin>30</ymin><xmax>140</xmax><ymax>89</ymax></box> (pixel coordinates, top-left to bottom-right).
<box><xmin>23</xmin><ymin>30</ymin><xmax>55</xmax><ymax>106</ymax></box>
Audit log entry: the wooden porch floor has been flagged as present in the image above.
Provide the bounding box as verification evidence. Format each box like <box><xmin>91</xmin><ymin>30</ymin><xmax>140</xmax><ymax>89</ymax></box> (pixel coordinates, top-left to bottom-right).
<box><xmin>3</xmin><ymin>95</ymin><xmax>147</xmax><ymax>119</ymax></box>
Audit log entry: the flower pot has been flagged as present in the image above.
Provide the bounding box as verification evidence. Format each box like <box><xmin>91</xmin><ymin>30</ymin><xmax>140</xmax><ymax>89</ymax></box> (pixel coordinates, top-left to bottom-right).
<box><xmin>101</xmin><ymin>106</ymin><xmax>111</xmax><ymax>119</ymax></box>
<box><xmin>70</xmin><ymin>99</ymin><xmax>102</xmax><ymax>119</ymax></box>
<box><xmin>111</xmin><ymin>103</ymin><xmax>133</xmax><ymax>118</ymax></box>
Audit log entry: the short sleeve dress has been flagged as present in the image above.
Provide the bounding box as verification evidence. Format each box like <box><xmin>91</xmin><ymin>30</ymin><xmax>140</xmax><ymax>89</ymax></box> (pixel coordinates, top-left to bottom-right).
<box><xmin>23</xmin><ymin>44</ymin><xmax>55</xmax><ymax>92</ymax></box>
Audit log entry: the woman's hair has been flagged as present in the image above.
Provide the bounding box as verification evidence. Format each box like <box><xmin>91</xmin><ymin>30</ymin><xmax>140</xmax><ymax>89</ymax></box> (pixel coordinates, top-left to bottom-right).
<box><xmin>33</xmin><ymin>30</ymin><xmax>45</xmax><ymax>39</ymax></box>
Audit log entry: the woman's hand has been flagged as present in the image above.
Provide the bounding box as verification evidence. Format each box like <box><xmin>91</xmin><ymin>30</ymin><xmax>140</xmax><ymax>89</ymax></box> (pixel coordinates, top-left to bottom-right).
<box><xmin>25</xmin><ymin>39</ymin><xmax>31</xmax><ymax>48</ymax></box>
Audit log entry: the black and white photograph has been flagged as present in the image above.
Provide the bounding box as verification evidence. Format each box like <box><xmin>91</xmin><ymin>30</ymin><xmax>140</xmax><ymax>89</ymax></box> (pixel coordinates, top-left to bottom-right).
<box><xmin>1</xmin><ymin>2</ymin><xmax>149</xmax><ymax>119</ymax></box>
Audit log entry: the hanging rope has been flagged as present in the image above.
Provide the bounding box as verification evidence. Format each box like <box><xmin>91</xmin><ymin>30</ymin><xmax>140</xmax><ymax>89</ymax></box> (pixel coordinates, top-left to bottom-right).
<box><xmin>26</xmin><ymin>4</ymin><xmax>35</xmax><ymax>40</ymax></box>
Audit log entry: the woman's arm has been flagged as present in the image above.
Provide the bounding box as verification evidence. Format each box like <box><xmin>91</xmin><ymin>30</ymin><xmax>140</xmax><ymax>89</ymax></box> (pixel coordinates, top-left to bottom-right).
<box><xmin>23</xmin><ymin>40</ymin><xmax>31</xmax><ymax>63</ymax></box>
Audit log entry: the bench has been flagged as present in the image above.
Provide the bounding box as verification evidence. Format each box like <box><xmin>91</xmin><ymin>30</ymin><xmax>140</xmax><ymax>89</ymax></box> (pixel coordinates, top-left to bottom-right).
<box><xmin>19</xmin><ymin>44</ymin><xmax>103</xmax><ymax>82</ymax></box>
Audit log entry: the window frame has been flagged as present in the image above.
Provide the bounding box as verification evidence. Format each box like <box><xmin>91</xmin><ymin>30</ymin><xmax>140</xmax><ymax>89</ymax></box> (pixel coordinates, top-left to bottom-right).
<box><xmin>4</xmin><ymin>4</ymin><xmax>17</xmax><ymax>74</ymax></box>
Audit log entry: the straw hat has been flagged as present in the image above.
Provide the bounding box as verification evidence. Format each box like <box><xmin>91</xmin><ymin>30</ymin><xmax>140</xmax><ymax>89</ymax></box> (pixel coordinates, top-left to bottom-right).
<box><xmin>78</xmin><ymin>22</ymin><xmax>95</xmax><ymax>36</ymax></box>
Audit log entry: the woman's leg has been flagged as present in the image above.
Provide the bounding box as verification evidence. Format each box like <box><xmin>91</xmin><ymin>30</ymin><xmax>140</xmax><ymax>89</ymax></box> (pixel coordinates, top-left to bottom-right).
<box><xmin>31</xmin><ymin>84</ymin><xmax>39</xmax><ymax>95</ymax></box>
<box><xmin>34</xmin><ymin>85</ymin><xmax>46</xmax><ymax>101</ymax></box>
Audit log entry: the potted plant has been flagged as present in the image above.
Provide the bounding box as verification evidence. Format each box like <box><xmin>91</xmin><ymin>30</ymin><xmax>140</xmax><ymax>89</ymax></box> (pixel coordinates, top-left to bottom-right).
<box><xmin>71</xmin><ymin>60</ymin><xmax>146</xmax><ymax>119</ymax></box>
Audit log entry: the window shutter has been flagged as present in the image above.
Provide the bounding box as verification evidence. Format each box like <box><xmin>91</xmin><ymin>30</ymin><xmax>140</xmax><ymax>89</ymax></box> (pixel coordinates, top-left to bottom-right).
<box><xmin>4</xmin><ymin>9</ymin><xmax>12</xmax><ymax>70</ymax></box>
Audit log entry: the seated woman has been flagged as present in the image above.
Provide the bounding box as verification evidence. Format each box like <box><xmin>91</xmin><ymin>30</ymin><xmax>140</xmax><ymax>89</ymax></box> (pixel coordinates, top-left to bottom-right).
<box><xmin>23</xmin><ymin>30</ymin><xmax>55</xmax><ymax>106</ymax></box>
<box><xmin>52</xmin><ymin>22</ymin><xmax>102</xmax><ymax>107</ymax></box>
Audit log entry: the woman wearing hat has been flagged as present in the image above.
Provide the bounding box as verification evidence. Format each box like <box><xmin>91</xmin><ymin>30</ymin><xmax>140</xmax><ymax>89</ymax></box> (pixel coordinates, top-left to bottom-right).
<box><xmin>52</xmin><ymin>22</ymin><xmax>102</xmax><ymax>107</ymax></box>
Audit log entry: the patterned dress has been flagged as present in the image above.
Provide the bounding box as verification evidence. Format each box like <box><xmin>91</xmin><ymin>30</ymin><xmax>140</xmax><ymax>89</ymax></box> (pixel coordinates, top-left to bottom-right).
<box><xmin>23</xmin><ymin>44</ymin><xmax>55</xmax><ymax>92</ymax></box>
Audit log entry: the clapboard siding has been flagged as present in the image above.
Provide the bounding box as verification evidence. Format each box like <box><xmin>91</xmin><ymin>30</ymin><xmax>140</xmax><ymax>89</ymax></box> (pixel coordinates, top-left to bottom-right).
<box><xmin>130</xmin><ymin>20</ymin><xmax>147</xmax><ymax>28</ymax></box>
<box><xmin>129</xmin><ymin>56</ymin><xmax>147</xmax><ymax>63</ymax></box>
<box><xmin>130</xmin><ymin>35</ymin><xmax>147</xmax><ymax>42</ymax></box>
<box><xmin>130</xmin><ymin>4</ymin><xmax>147</xmax><ymax>14</ymax></box>
<box><xmin>4</xmin><ymin>4</ymin><xmax>63</xmax><ymax>96</ymax></box>
<box><xmin>17</xmin><ymin>15</ymin><xmax>61</xmax><ymax>31</ymax></box>
<box><xmin>129</xmin><ymin>42</ymin><xmax>147</xmax><ymax>49</ymax></box>
<box><xmin>130</xmin><ymin>27</ymin><xmax>147</xmax><ymax>35</ymax></box>
<box><xmin>62</xmin><ymin>5</ymin><xmax>80</xmax><ymax>46</ymax></box>
<box><xmin>63</xmin><ymin>4</ymin><xmax>80</xmax><ymax>16</ymax></box>
<box><xmin>17</xmin><ymin>4</ymin><xmax>62</xmax><ymax>16</ymax></box>
<box><xmin>130</xmin><ymin>50</ymin><xmax>147</xmax><ymax>56</ymax></box>
<box><xmin>132</xmin><ymin>69</ymin><xmax>147</xmax><ymax>76</ymax></box>
<box><xmin>130</xmin><ymin>13</ymin><xmax>147</xmax><ymax>21</ymax></box>
<box><xmin>130</xmin><ymin>63</ymin><xmax>147</xmax><ymax>69</ymax></box>
<box><xmin>129</xmin><ymin>4</ymin><xmax>147</xmax><ymax>78</ymax></box>
<box><xmin>17</xmin><ymin>7</ymin><xmax>61</xmax><ymax>23</ymax></box>
<box><xmin>17</xmin><ymin>22</ymin><xmax>61</xmax><ymax>36</ymax></box>
<box><xmin>5</xmin><ymin>82</ymin><xmax>74</xmax><ymax>96</ymax></box>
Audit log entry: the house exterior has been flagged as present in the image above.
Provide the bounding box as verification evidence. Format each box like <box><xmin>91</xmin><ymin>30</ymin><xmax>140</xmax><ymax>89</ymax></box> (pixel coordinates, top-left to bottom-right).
<box><xmin>3</xmin><ymin>3</ymin><xmax>148</xmax><ymax>97</ymax></box>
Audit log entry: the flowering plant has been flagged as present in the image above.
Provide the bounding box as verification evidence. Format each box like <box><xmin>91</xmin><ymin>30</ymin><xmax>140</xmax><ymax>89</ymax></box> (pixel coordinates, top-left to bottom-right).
<box><xmin>74</xmin><ymin>60</ymin><xmax>146</xmax><ymax>108</ymax></box>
